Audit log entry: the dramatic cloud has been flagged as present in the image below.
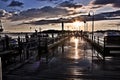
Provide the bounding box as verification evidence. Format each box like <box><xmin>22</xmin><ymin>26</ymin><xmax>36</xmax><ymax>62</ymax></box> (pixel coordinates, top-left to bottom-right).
<box><xmin>92</xmin><ymin>0</ymin><xmax>113</xmax><ymax>5</ymax></box>
<box><xmin>26</xmin><ymin>10</ymin><xmax>120</xmax><ymax>25</ymax></box>
<box><xmin>1</xmin><ymin>0</ymin><xmax>8</xmax><ymax>2</ymax></box>
<box><xmin>0</xmin><ymin>9</ymin><xmax>12</xmax><ymax>18</ymax></box>
<box><xmin>10</xmin><ymin>6</ymin><xmax>69</xmax><ymax>20</ymax></box>
<box><xmin>37</xmin><ymin>0</ymin><xmax>57</xmax><ymax>1</ymax></box>
<box><xmin>8</xmin><ymin>0</ymin><xmax>24</xmax><ymax>7</ymax></box>
<box><xmin>91</xmin><ymin>0</ymin><xmax>120</xmax><ymax>7</ymax></box>
<box><xmin>113</xmin><ymin>2</ymin><xmax>120</xmax><ymax>8</ymax></box>
<box><xmin>58</xmin><ymin>1</ymin><xmax>83</xmax><ymax>8</ymax></box>
<box><xmin>88</xmin><ymin>10</ymin><xmax>120</xmax><ymax>21</ymax></box>
<box><xmin>90</xmin><ymin>5</ymin><xmax>102</xmax><ymax>9</ymax></box>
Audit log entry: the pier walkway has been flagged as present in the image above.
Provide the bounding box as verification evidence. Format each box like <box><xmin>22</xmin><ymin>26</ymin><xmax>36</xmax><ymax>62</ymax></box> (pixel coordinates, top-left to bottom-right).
<box><xmin>3</xmin><ymin>36</ymin><xmax>120</xmax><ymax>80</ymax></box>
<box><xmin>0</xmin><ymin>32</ymin><xmax>71</xmax><ymax>68</ymax></box>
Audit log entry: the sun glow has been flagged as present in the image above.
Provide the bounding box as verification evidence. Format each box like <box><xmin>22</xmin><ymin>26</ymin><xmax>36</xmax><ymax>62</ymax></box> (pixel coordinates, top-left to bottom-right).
<box><xmin>73</xmin><ymin>21</ymin><xmax>84</xmax><ymax>30</ymax></box>
<box><xmin>73</xmin><ymin>21</ymin><xmax>81</xmax><ymax>27</ymax></box>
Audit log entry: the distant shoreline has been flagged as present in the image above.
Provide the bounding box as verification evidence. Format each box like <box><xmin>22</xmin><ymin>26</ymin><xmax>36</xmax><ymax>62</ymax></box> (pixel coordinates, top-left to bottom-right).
<box><xmin>0</xmin><ymin>32</ymin><xmax>34</xmax><ymax>34</ymax></box>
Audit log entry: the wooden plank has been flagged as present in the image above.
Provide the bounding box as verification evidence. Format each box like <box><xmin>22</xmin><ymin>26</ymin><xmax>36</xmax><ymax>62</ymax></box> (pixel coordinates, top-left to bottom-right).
<box><xmin>110</xmin><ymin>51</ymin><xmax>120</xmax><ymax>54</ymax></box>
<box><xmin>105</xmin><ymin>45</ymin><xmax>120</xmax><ymax>51</ymax></box>
<box><xmin>0</xmin><ymin>50</ymin><xmax>14</xmax><ymax>56</ymax></box>
<box><xmin>106</xmin><ymin>45</ymin><xmax>120</xmax><ymax>48</ymax></box>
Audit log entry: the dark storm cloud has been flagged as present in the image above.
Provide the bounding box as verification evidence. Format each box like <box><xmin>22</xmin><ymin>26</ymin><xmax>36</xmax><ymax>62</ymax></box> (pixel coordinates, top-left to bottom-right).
<box><xmin>113</xmin><ymin>2</ymin><xmax>120</xmax><ymax>7</ymax></box>
<box><xmin>92</xmin><ymin>0</ymin><xmax>120</xmax><ymax>7</ymax></box>
<box><xmin>0</xmin><ymin>9</ymin><xmax>6</xmax><ymax>17</ymax></box>
<box><xmin>10</xmin><ymin>6</ymin><xmax>69</xmax><ymax>21</ymax></box>
<box><xmin>18</xmin><ymin>9</ymin><xmax>120</xmax><ymax>26</ymax></box>
<box><xmin>8</xmin><ymin>0</ymin><xmax>24</xmax><ymax>7</ymax></box>
<box><xmin>88</xmin><ymin>10</ymin><xmax>120</xmax><ymax>21</ymax></box>
<box><xmin>92</xmin><ymin>0</ymin><xmax>113</xmax><ymax>5</ymax></box>
<box><xmin>59</xmin><ymin>1</ymin><xmax>83</xmax><ymax>8</ymax></box>
<box><xmin>1</xmin><ymin>0</ymin><xmax>8</xmax><ymax>2</ymax></box>
<box><xmin>36</xmin><ymin>0</ymin><xmax>57</xmax><ymax>1</ymax></box>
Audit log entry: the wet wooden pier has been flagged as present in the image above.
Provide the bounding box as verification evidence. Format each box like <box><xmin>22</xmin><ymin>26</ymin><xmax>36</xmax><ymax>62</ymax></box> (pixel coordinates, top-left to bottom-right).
<box><xmin>84</xmin><ymin>34</ymin><xmax>120</xmax><ymax>60</ymax></box>
<box><xmin>1</xmin><ymin>31</ymin><xmax>120</xmax><ymax>70</ymax></box>
<box><xmin>1</xmin><ymin>31</ymin><xmax>120</xmax><ymax>80</ymax></box>
<box><xmin>0</xmin><ymin>31</ymin><xmax>73</xmax><ymax>70</ymax></box>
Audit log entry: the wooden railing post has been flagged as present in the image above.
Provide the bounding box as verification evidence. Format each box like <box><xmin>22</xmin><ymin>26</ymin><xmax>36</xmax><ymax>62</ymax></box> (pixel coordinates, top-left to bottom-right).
<box><xmin>45</xmin><ymin>37</ymin><xmax>48</xmax><ymax>63</ymax></box>
<box><xmin>5</xmin><ymin>35</ymin><xmax>9</xmax><ymax>50</ymax></box>
<box><xmin>2</xmin><ymin>39</ymin><xmax>5</xmax><ymax>51</ymax></box>
<box><xmin>98</xmin><ymin>36</ymin><xmax>99</xmax><ymax>45</ymax></box>
<box><xmin>94</xmin><ymin>36</ymin><xmax>95</xmax><ymax>42</ymax></box>
<box><xmin>18</xmin><ymin>36</ymin><xmax>22</xmax><ymax>62</ymax></box>
<box><xmin>0</xmin><ymin>57</ymin><xmax>2</xmax><ymax>80</ymax></box>
<box><xmin>103</xmin><ymin>37</ymin><xmax>106</xmax><ymax>61</ymax></box>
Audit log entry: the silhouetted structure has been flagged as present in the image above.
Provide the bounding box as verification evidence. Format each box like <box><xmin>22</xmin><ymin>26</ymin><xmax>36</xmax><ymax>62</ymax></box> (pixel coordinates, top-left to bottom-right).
<box><xmin>0</xmin><ymin>20</ymin><xmax>3</xmax><ymax>32</ymax></box>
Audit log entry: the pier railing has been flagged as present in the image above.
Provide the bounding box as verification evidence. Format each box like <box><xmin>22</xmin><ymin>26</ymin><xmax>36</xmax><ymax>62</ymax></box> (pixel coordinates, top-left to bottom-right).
<box><xmin>0</xmin><ymin>32</ymin><xmax>71</xmax><ymax>69</ymax></box>
<box><xmin>87</xmin><ymin>35</ymin><xmax>104</xmax><ymax>47</ymax></box>
<box><xmin>84</xmin><ymin>34</ymin><xmax>120</xmax><ymax>60</ymax></box>
<box><xmin>92</xmin><ymin>36</ymin><xmax>104</xmax><ymax>47</ymax></box>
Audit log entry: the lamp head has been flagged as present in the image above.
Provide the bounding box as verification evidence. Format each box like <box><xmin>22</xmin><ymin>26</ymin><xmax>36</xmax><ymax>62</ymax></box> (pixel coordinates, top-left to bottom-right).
<box><xmin>84</xmin><ymin>20</ymin><xmax>86</xmax><ymax>23</ymax></box>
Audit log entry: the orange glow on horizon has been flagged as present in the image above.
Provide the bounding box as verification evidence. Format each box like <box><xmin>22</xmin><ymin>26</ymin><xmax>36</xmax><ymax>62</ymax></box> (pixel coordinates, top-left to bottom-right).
<box><xmin>72</xmin><ymin>21</ymin><xmax>84</xmax><ymax>31</ymax></box>
<box><xmin>73</xmin><ymin>21</ymin><xmax>81</xmax><ymax>27</ymax></box>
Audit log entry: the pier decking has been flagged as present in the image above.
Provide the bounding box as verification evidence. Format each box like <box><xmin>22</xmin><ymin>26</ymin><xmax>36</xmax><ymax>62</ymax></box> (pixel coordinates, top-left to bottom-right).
<box><xmin>0</xmin><ymin>32</ymin><xmax>73</xmax><ymax>69</ymax></box>
<box><xmin>1</xmin><ymin>31</ymin><xmax>120</xmax><ymax>80</ymax></box>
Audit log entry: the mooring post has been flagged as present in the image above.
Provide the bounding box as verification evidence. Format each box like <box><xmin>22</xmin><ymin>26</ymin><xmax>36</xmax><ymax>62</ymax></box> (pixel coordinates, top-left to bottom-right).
<box><xmin>103</xmin><ymin>37</ymin><xmax>106</xmax><ymax>61</ymax></box>
<box><xmin>45</xmin><ymin>37</ymin><xmax>48</xmax><ymax>63</ymax></box>
<box><xmin>94</xmin><ymin>36</ymin><xmax>95</xmax><ymax>43</ymax></box>
<box><xmin>5</xmin><ymin>35</ymin><xmax>9</xmax><ymax>50</ymax></box>
<box><xmin>25</xmin><ymin>33</ymin><xmax>29</xmax><ymax>43</ymax></box>
<box><xmin>25</xmin><ymin>34</ymin><xmax>29</xmax><ymax>59</ymax></box>
<box><xmin>2</xmin><ymin>39</ymin><xmax>5</xmax><ymax>51</ymax></box>
<box><xmin>18</xmin><ymin>36</ymin><xmax>22</xmax><ymax>62</ymax></box>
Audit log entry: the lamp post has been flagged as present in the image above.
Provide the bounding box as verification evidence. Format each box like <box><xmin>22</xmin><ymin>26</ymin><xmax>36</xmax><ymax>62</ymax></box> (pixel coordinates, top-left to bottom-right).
<box><xmin>88</xmin><ymin>10</ymin><xmax>94</xmax><ymax>41</ymax></box>
<box><xmin>60</xmin><ymin>18</ymin><xmax>65</xmax><ymax>37</ymax></box>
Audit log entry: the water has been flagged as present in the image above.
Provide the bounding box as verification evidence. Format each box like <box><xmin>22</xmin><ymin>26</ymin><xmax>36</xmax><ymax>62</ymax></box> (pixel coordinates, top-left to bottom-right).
<box><xmin>0</xmin><ymin>27</ymin><xmax>59</xmax><ymax>39</ymax></box>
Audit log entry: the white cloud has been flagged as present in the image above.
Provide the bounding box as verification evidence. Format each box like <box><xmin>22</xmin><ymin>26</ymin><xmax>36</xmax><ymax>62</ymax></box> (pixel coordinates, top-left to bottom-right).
<box><xmin>0</xmin><ymin>9</ymin><xmax>12</xmax><ymax>18</ymax></box>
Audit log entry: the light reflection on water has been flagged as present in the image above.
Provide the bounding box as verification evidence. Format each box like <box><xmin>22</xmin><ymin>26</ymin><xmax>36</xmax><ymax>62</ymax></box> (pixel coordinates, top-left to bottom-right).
<box><xmin>0</xmin><ymin>33</ymin><xmax>58</xmax><ymax>39</ymax></box>
<box><xmin>69</xmin><ymin>37</ymin><xmax>82</xmax><ymax>60</ymax></box>
<box><xmin>74</xmin><ymin>38</ymin><xmax>79</xmax><ymax>59</ymax></box>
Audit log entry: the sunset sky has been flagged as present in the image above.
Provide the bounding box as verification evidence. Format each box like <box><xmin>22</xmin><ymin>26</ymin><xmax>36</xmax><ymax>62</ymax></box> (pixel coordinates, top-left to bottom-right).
<box><xmin>0</xmin><ymin>0</ymin><xmax>120</xmax><ymax>32</ymax></box>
